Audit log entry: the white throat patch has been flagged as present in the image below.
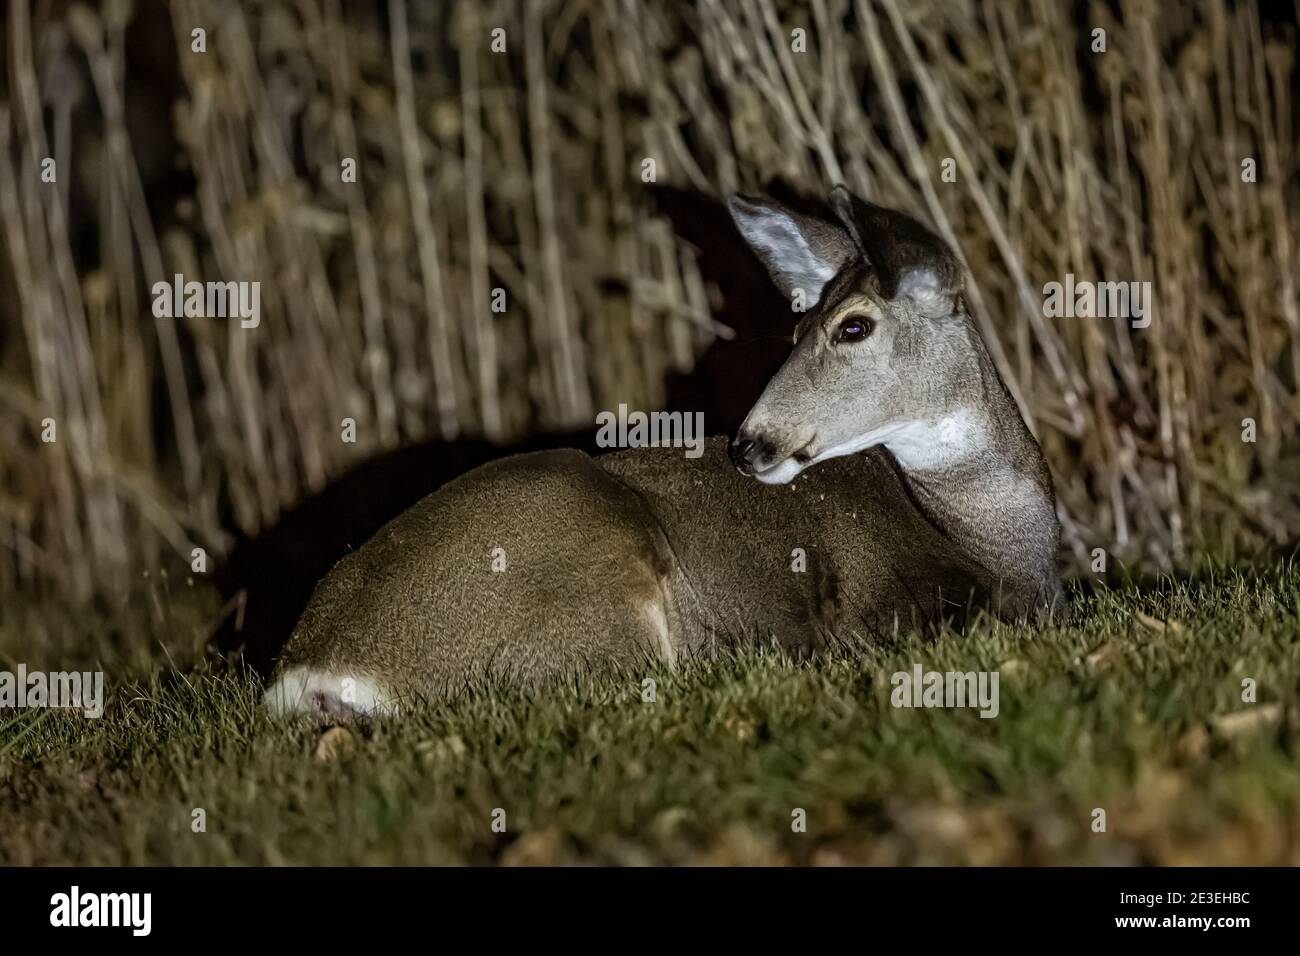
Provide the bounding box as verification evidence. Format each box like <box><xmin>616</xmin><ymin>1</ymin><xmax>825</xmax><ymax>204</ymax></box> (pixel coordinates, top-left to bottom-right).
<box><xmin>874</xmin><ymin>408</ymin><xmax>988</xmax><ymax>471</ymax></box>
<box><xmin>755</xmin><ymin>408</ymin><xmax>987</xmax><ymax>484</ymax></box>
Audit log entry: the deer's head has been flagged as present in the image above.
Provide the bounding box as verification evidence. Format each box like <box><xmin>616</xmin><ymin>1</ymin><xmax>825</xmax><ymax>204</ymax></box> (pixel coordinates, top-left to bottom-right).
<box><xmin>727</xmin><ymin>186</ymin><xmax>977</xmax><ymax>483</ymax></box>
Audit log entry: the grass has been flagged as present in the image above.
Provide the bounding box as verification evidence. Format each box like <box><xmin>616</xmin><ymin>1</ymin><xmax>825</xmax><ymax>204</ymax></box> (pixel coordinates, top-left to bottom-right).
<box><xmin>1</xmin><ymin>560</ymin><xmax>1299</xmax><ymax>865</ymax></box>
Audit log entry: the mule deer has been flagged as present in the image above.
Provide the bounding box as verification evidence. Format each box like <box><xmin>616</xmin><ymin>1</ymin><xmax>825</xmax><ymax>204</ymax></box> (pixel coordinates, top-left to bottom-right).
<box><xmin>265</xmin><ymin>185</ymin><xmax>1060</xmax><ymax>718</ymax></box>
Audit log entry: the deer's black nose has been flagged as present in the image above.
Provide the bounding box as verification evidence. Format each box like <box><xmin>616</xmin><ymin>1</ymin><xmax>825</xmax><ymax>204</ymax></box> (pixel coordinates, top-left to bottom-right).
<box><xmin>728</xmin><ymin>435</ymin><xmax>754</xmax><ymax>469</ymax></box>
<box><xmin>729</xmin><ymin>435</ymin><xmax>759</xmax><ymax>474</ymax></box>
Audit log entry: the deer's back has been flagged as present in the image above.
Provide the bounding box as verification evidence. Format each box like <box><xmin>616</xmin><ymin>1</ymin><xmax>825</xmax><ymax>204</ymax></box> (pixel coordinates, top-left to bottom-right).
<box><xmin>598</xmin><ymin>436</ymin><xmax>987</xmax><ymax>650</ymax></box>
<box><xmin>274</xmin><ymin>439</ymin><xmax>987</xmax><ymax>701</ymax></box>
<box><xmin>277</xmin><ymin>448</ymin><xmax>678</xmax><ymax>694</ymax></box>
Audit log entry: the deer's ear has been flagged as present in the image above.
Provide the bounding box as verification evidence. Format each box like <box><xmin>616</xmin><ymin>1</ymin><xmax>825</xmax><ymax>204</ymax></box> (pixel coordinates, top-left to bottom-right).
<box><xmin>893</xmin><ymin>268</ymin><xmax>958</xmax><ymax>318</ymax></box>
<box><xmin>829</xmin><ymin>185</ymin><xmax>962</xmax><ymax>318</ymax></box>
<box><xmin>727</xmin><ymin>195</ymin><xmax>856</xmax><ymax>307</ymax></box>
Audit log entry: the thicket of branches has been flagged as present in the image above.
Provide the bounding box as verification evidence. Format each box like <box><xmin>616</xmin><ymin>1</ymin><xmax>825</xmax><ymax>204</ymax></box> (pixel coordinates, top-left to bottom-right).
<box><xmin>1</xmin><ymin>0</ymin><xmax>1297</xmax><ymax>602</ymax></box>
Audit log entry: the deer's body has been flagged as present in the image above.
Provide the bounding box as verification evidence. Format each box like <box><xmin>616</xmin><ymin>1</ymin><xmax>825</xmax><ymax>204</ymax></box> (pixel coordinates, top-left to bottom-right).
<box><xmin>266</xmin><ymin>187</ymin><xmax>1061</xmax><ymax>718</ymax></box>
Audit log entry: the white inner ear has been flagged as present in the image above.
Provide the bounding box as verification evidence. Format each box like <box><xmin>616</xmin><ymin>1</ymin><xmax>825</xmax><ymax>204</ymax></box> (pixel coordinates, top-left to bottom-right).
<box><xmin>735</xmin><ymin>208</ymin><xmax>839</xmax><ymax>306</ymax></box>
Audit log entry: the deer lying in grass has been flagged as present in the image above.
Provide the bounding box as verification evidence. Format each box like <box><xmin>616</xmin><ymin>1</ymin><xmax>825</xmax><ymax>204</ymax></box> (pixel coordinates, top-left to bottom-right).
<box><xmin>265</xmin><ymin>186</ymin><xmax>1060</xmax><ymax>718</ymax></box>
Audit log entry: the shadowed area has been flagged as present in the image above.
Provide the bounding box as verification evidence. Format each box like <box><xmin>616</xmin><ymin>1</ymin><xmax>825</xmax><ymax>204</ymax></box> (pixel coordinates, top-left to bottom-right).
<box><xmin>213</xmin><ymin>186</ymin><xmax>797</xmax><ymax>673</ymax></box>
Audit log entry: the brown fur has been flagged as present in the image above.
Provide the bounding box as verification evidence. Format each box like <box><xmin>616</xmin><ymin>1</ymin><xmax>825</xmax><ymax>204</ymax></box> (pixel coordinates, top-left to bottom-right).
<box><xmin>267</xmin><ymin>188</ymin><xmax>1061</xmax><ymax>714</ymax></box>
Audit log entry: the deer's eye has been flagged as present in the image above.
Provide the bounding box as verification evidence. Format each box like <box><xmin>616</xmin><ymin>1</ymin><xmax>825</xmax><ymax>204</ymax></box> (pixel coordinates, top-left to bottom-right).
<box><xmin>835</xmin><ymin>315</ymin><xmax>874</xmax><ymax>344</ymax></box>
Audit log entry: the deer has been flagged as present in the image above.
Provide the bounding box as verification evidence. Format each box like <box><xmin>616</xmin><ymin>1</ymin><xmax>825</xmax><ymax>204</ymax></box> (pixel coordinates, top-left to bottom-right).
<box><xmin>264</xmin><ymin>185</ymin><xmax>1061</xmax><ymax>719</ymax></box>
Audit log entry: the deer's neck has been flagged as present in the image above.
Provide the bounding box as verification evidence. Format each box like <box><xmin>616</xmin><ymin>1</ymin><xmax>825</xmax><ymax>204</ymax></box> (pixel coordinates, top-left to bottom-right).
<box><xmin>880</xmin><ymin>347</ymin><xmax>1060</xmax><ymax>615</ymax></box>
